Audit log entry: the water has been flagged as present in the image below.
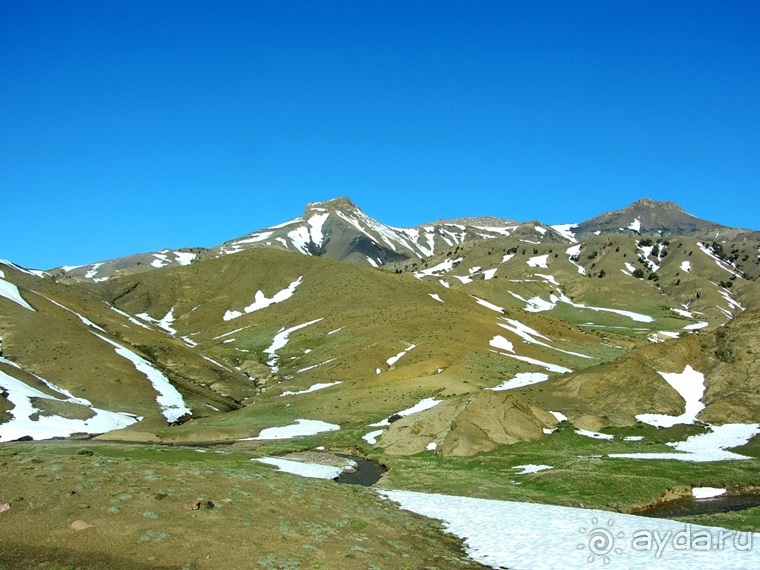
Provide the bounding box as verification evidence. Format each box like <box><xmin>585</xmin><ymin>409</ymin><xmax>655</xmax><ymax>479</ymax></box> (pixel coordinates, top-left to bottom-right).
<box><xmin>641</xmin><ymin>495</ymin><xmax>760</xmax><ymax>518</ymax></box>
<box><xmin>335</xmin><ymin>455</ymin><xmax>387</xmax><ymax>486</ymax></box>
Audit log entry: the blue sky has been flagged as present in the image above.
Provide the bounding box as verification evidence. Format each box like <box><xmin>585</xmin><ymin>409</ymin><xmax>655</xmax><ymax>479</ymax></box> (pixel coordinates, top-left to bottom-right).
<box><xmin>2</xmin><ymin>1</ymin><xmax>759</xmax><ymax>269</ymax></box>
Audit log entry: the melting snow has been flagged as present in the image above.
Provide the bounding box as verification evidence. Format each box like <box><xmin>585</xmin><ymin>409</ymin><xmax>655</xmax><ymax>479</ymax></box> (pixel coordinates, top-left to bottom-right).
<box><xmin>472</xmin><ymin>296</ymin><xmax>504</xmax><ymax>313</ymax></box>
<box><xmin>680</xmin><ymin>260</ymin><xmax>692</xmax><ymax>272</ymax></box>
<box><xmin>151</xmin><ymin>252</ymin><xmax>171</xmax><ymax>268</ymax></box>
<box><xmin>137</xmin><ymin>307</ymin><xmax>177</xmax><ymax>335</ymax></box>
<box><xmin>363</xmin><ymin>429</ymin><xmax>384</xmax><ymax>445</ymax></box>
<box><xmin>512</xmin><ymin>464</ymin><xmax>553</xmax><ymax>475</ymax></box>
<box><xmin>0</xmin><ymin>276</ymin><xmax>35</xmax><ymax>311</ymax></box>
<box><xmin>535</xmin><ymin>273</ymin><xmax>558</xmax><ymax>285</ymax></box>
<box><xmin>386</xmin><ymin>344</ymin><xmax>416</xmax><ymax>367</ymax></box>
<box><xmin>264</xmin><ymin>318</ymin><xmax>324</xmax><ymax>373</ymax></box>
<box><xmin>307</xmin><ymin>212</ymin><xmax>329</xmax><ymax>247</ymax></box>
<box><xmin>429</xmin><ymin>293</ymin><xmax>444</xmax><ymax>303</ymax></box>
<box><xmin>489</xmin><ymin>372</ymin><xmax>549</xmax><ymax>391</ymax></box>
<box><xmin>698</xmin><ymin>243</ymin><xmax>742</xmax><ymax>277</ymax></box>
<box><xmin>379</xmin><ymin>489</ymin><xmax>760</xmax><ymax>569</ymax></box>
<box><xmin>532</xmin><ymin>290</ymin><xmax>654</xmax><ymax>323</ymax></box>
<box><xmin>628</xmin><ymin>218</ymin><xmax>642</xmax><ymax>232</ymax></box>
<box><xmin>719</xmin><ymin>289</ymin><xmax>745</xmax><ymax>314</ymax></box>
<box><xmin>565</xmin><ymin>244</ymin><xmax>586</xmax><ymax>275</ymax></box>
<box><xmin>482</xmin><ymin>268</ymin><xmax>498</xmax><ymax>280</ymax></box>
<box><xmin>223</xmin><ymin>276</ymin><xmax>303</xmax><ymax>321</ymax></box>
<box><xmin>39</xmin><ymin>295</ymin><xmax>106</xmax><ymax>332</ymax></box>
<box><xmin>280</xmin><ymin>381</ymin><xmax>341</xmax><ymax>397</ymax></box>
<box><xmin>575</xmin><ymin>429</ymin><xmax>615</xmax><ymax>440</ymax></box>
<box><xmin>370</xmin><ymin>397</ymin><xmax>442</xmax><ymax>427</ymax></box>
<box><xmin>550</xmin><ymin>224</ymin><xmax>578</xmax><ymax>242</ymax></box>
<box><xmin>683</xmin><ymin>321</ymin><xmax>709</xmax><ymax>331</ymax></box>
<box><xmin>231</xmin><ymin>230</ymin><xmax>275</xmax><ymax>247</ymax></box>
<box><xmin>671</xmin><ymin>308</ymin><xmax>694</xmax><ymax>318</ymax></box>
<box><xmin>509</xmin><ymin>292</ymin><xmax>556</xmax><ymax>312</ymax></box>
<box><xmin>174</xmin><ymin>251</ymin><xmax>196</xmax><ymax>266</ymax></box>
<box><xmin>245</xmin><ymin>419</ymin><xmax>340</xmax><ymax>440</ymax></box>
<box><xmin>636</xmin><ymin>366</ymin><xmax>705</xmax><ymax>428</ymax></box>
<box><xmin>84</xmin><ymin>263</ymin><xmax>103</xmax><ymax>280</ymax></box>
<box><xmin>107</xmin><ymin>305</ymin><xmax>152</xmax><ymax>330</ymax></box>
<box><xmin>549</xmin><ymin>411</ymin><xmax>568</xmax><ymax>422</ymax></box>
<box><xmin>253</xmin><ymin>456</ymin><xmax>352</xmax><ymax>479</ymax></box>
<box><xmin>0</xmin><ymin>357</ymin><xmax>140</xmax><ymax>442</ymax></box>
<box><xmin>501</xmin><ymin>353</ymin><xmax>573</xmax><ymax>374</ymax></box>
<box><xmin>414</xmin><ymin>257</ymin><xmax>464</xmax><ymax>279</ymax></box>
<box><xmin>527</xmin><ymin>254</ymin><xmax>549</xmax><ymax>268</ymax></box>
<box><xmin>94</xmin><ymin>333</ymin><xmax>191</xmax><ymax>423</ymax></box>
<box><xmin>693</xmin><ymin>487</ymin><xmax>727</xmax><ymax>499</ymax></box>
<box><xmin>610</xmin><ymin>423</ymin><xmax>760</xmax><ymax>462</ymax></box>
<box><xmin>489</xmin><ymin>335</ymin><xmax>514</xmax><ymax>353</ymax></box>
<box><xmin>623</xmin><ymin>262</ymin><xmax>637</xmax><ymax>275</ymax></box>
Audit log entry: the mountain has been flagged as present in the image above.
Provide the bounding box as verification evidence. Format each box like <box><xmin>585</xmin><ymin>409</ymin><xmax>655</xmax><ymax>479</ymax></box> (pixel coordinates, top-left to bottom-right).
<box><xmin>3</xmin><ymin>195</ymin><xmax>759</xmax><ymax>446</ymax></box>
<box><xmin>573</xmin><ymin>197</ymin><xmax>760</xmax><ymax>241</ymax></box>
<box><xmin>3</xmin><ymin>196</ymin><xmax>760</xmax><ymax>568</ymax></box>
<box><xmin>50</xmin><ymin>197</ymin><xmax>760</xmax><ymax>287</ymax></box>
<box><xmin>50</xmin><ymin>197</ymin><xmax>567</xmax><ymax>282</ymax></box>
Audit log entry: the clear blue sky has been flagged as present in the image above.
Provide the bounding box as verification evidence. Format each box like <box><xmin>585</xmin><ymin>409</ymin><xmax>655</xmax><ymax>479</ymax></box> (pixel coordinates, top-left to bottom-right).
<box><xmin>2</xmin><ymin>1</ymin><xmax>759</xmax><ymax>269</ymax></box>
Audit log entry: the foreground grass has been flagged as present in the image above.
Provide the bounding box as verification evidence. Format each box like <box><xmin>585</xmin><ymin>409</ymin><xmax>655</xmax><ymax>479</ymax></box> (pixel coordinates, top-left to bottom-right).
<box><xmin>0</xmin><ymin>442</ymin><xmax>483</xmax><ymax>570</ymax></box>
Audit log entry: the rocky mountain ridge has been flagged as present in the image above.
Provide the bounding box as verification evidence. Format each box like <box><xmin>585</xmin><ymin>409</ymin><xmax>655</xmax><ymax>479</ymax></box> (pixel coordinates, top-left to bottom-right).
<box><xmin>49</xmin><ymin>197</ymin><xmax>760</xmax><ymax>284</ymax></box>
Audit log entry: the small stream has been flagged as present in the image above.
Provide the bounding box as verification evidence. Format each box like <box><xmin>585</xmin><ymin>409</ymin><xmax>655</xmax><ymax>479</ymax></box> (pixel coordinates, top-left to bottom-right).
<box><xmin>335</xmin><ymin>454</ymin><xmax>387</xmax><ymax>486</ymax></box>
<box><xmin>641</xmin><ymin>495</ymin><xmax>760</xmax><ymax>518</ymax></box>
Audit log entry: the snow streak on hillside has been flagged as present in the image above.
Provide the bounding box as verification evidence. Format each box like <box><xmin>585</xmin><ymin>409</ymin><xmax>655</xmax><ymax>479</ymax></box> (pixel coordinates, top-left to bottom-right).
<box><xmin>224</xmin><ymin>277</ymin><xmax>303</xmax><ymax>321</ymax></box>
<box><xmin>0</xmin><ymin>269</ymin><xmax>35</xmax><ymax>311</ymax></box>
<box><xmin>264</xmin><ymin>318</ymin><xmax>323</xmax><ymax>373</ymax></box>
<box><xmin>94</xmin><ymin>334</ymin><xmax>191</xmax><ymax>423</ymax></box>
<box><xmin>0</xmin><ymin>356</ymin><xmax>139</xmax><ymax>441</ymax></box>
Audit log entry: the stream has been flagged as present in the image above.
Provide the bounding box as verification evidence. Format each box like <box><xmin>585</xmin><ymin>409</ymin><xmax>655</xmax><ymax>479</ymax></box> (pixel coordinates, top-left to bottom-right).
<box><xmin>335</xmin><ymin>454</ymin><xmax>387</xmax><ymax>486</ymax></box>
<box><xmin>641</xmin><ymin>495</ymin><xmax>760</xmax><ymax>518</ymax></box>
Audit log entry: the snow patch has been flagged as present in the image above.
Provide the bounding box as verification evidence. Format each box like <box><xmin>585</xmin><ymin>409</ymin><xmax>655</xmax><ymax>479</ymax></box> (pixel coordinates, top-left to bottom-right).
<box><xmin>0</xmin><ymin>357</ymin><xmax>140</xmax><ymax>442</ymax></box>
<box><xmin>386</xmin><ymin>344</ymin><xmax>416</xmax><ymax>367</ymax></box>
<box><xmin>370</xmin><ymin>397</ymin><xmax>442</xmax><ymax>427</ymax></box>
<box><xmin>636</xmin><ymin>365</ymin><xmax>705</xmax><ymax>428</ymax></box>
<box><xmin>264</xmin><ymin>318</ymin><xmax>323</xmax><ymax>373</ymax></box>
<box><xmin>244</xmin><ymin>419</ymin><xmax>340</xmax><ymax>440</ymax></box>
<box><xmin>223</xmin><ymin>276</ymin><xmax>303</xmax><ymax>321</ymax></box>
<box><xmin>693</xmin><ymin>487</ymin><xmax>726</xmax><ymax>499</ymax></box>
<box><xmin>488</xmin><ymin>372</ymin><xmax>549</xmax><ymax>391</ymax></box>
<box><xmin>280</xmin><ymin>381</ymin><xmax>341</xmax><ymax>397</ymax></box>
<box><xmin>527</xmin><ymin>254</ymin><xmax>549</xmax><ymax>269</ymax></box>
<box><xmin>252</xmin><ymin>456</ymin><xmax>352</xmax><ymax>479</ymax></box>
<box><xmin>378</xmin><ymin>489</ymin><xmax>760</xmax><ymax>569</ymax></box>
<box><xmin>0</xmin><ymin>276</ymin><xmax>35</xmax><ymax>311</ymax></box>
<box><xmin>512</xmin><ymin>464</ymin><xmax>553</xmax><ymax>475</ymax></box>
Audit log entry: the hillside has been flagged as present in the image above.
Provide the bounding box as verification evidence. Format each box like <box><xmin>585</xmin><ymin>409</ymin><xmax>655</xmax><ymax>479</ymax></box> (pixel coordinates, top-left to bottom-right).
<box><xmin>2</xmin><ymin>197</ymin><xmax>760</xmax><ymax>568</ymax></box>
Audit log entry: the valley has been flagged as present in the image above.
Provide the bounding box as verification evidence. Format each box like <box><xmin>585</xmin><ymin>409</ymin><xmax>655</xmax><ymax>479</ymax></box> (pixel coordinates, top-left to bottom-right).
<box><xmin>2</xmin><ymin>197</ymin><xmax>760</xmax><ymax>568</ymax></box>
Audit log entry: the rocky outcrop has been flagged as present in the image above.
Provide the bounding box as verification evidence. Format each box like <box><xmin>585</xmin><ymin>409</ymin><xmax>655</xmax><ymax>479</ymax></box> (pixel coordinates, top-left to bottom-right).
<box><xmin>378</xmin><ymin>391</ymin><xmax>557</xmax><ymax>457</ymax></box>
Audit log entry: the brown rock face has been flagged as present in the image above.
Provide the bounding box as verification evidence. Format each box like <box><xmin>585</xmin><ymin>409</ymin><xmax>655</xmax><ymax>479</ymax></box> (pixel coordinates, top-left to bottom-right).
<box><xmin>378</xmin><ymin>391</ymin><xmax>557</xmax><ymax>457</ymax></box>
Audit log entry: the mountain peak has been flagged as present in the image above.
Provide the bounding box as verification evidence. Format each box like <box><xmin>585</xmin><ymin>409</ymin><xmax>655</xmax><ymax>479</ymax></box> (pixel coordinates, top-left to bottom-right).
<box><xmin>306</xmin><ymin>196</ymin><xmax>358</xmax><ymax>212</ymax></box>
<box><xmin>629</xmin><ymin>198</ymin><xmax>683</xmax><ymax>212</ymax></box>
<box><xmin>574</xmin><ymin>197</ymin><xmax>720</xmax><ymax>238</ymax></box>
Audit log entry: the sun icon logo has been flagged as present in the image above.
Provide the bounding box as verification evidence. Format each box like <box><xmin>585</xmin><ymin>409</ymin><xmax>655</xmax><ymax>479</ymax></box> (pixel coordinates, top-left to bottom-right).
<box><xmin>578</xmin><ymin>517</ymin><xmax>624</xmax><ymax>564</ymax></box>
